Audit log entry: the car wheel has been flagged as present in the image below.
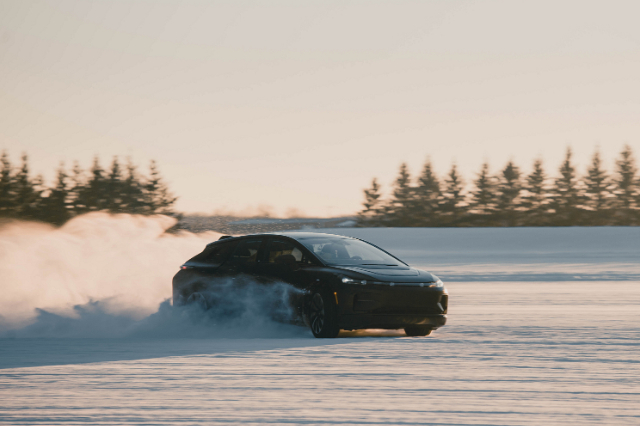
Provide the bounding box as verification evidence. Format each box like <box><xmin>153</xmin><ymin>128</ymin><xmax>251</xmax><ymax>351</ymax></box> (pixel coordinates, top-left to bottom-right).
<box><xmin>308</xmin><ymin>291</ymin><xmax>339</xmax><ymax>338</ymax></box>
<box><xmin>186</xmin><ymin>292</ymin><xmax>208</xmax><ymax>310</ymax></box>
<box><xmin>404</xmin><ymin>326</ymin><xmax>432</xmax><ymax>337</ymax></box>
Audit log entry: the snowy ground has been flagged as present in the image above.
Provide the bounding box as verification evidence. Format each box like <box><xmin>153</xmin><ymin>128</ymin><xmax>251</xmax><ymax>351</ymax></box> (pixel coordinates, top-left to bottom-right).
<box><xmin>318</xmin><ymin>227</ymin><xmax>640</xmax><ymax>282</ymax></box>
<box><xmin>1</xmin><ymin>224</ymin><xmax>639</xmax><ymax>425</ymax></box>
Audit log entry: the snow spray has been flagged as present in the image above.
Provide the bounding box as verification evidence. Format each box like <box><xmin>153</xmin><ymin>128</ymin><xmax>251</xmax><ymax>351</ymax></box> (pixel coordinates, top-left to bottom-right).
<box><xmin>0</xmin><ymin>213</ymin><xmax>303</xmax><ymax>338</ymax></box>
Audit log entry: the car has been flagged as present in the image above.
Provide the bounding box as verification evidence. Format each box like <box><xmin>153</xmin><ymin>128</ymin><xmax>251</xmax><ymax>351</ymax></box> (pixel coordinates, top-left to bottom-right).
<box><xmin>172</xmin><ymin>232</ymin><xmax>448</xmax><ymax>338</ymax></box>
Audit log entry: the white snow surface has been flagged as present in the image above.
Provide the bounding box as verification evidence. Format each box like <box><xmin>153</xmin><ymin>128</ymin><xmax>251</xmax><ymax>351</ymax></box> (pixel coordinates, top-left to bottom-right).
<box><xmin>1</xmin><ymin>221</ymin><xmax>639</xmax><ymax>425</ymax></box>
<box><xmin>315</xmin><ymin>227</ymin><xmax>640</xmax><ymax>282</ymax></box>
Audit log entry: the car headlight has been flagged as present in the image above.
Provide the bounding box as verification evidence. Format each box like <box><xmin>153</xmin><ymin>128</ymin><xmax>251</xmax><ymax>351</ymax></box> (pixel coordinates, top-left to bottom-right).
<box><xmin>341</xmin><ymin>277</ymin><xmax>444</xmax><ymax>288</ymax></box>
<box><xmin>341</xmin><ymin>277</ymin><xmax>367</xmax><ymax>285</ymax></box>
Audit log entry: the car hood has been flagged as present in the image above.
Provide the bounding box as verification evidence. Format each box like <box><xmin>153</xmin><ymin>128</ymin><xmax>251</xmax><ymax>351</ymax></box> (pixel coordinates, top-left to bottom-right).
<box><xmin>335</xmin><ymin>265</ymin><xmax>438</xmax><ymax>282</ymax></box>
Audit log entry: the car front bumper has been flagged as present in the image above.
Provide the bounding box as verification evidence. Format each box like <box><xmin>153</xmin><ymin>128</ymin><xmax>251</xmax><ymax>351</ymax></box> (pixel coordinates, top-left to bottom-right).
<box><xmin>339</xmin><ymin>313</ymin><xmax>447</xmax><ymax>330</ymax></box>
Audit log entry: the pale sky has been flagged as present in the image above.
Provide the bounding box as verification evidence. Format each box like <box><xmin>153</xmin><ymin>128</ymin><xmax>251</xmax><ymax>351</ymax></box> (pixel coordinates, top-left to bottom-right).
<box><xmin>1</xmin><ymin>0</ymin><xmax>639</xmax><ymax>217</ymax></box>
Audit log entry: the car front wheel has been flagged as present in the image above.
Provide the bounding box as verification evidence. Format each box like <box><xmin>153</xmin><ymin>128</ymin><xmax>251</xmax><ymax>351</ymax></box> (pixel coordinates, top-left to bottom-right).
<box><xmin>308</xmin><ymin>291</ymin><xmax>339</xmax><ymax>338</ymax></box>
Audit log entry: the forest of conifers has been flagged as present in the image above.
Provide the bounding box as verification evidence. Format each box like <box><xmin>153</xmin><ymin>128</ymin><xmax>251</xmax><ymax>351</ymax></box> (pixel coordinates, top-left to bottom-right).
<box><xmin>4</xmin><ymin>146</ymin><xmax>640</xmax><ymax>228</ymax></box>
<box><xmin>358</xmin><ymin>146</ymin><xmax>640</xmax><ymax>227</ymax></box>
<box><xmin>0</xmin><ymin>152</ymin><xmax>176</xmax><ymax>225</ymax></box>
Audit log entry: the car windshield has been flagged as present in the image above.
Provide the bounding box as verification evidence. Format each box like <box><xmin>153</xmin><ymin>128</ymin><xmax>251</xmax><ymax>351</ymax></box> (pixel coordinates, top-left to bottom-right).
<box><xmin>298</xmin><ymin>236</ymin><xmax>403</xmax><ymax>266</ymax></box>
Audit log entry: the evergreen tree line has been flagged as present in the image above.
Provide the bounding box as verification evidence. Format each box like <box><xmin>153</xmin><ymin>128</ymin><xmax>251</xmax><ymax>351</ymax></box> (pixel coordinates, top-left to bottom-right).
<box><xmin>358</xmin><ymin>146</ymin><xmax>640</xmax><ymax>227</ymax></box>
<box><xmin>0</xmin><ymin>152</ymin><xmax>176</xmax><ymax>225</ymax></box>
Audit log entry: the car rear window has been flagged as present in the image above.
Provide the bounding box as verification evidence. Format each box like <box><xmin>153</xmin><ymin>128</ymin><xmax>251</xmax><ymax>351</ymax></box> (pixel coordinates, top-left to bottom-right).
<box><xmin>188</xmin><ymin>241</ymin><xmax>236</xmax><ymax>266</ymax></box>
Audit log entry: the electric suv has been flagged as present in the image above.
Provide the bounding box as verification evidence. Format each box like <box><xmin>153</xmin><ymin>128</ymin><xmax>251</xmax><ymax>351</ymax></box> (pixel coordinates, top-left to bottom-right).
<box><xmin>172</xmin><ymin>232</ymin><xmax>448</xmax><ymax>338</ymax></box>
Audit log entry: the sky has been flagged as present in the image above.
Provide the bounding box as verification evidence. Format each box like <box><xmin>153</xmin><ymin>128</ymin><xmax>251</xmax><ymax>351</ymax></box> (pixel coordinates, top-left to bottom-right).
<box><xmin>1</xmin><ymin>0</ymin><xmax>639</xmax><ymax>217</ymax></box>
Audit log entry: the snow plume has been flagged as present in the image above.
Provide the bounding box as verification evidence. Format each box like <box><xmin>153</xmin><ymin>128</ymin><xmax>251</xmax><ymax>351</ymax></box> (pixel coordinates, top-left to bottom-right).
<box><xmin>0</xmin><ymin>213</ymin><xmax>305</xmax><ymax>337</ymax></box>
<box><xmin>7</xmin><ymin>283</ymin><xmax>304</xmax><ymax>338</ymax></box>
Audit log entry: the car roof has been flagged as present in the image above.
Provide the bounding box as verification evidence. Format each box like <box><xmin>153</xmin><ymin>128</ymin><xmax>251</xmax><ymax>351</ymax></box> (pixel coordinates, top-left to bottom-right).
<box><xmin>207</xmin><ymin>231</ymin><xmax>356</xmax><ymax>246</ymax></box>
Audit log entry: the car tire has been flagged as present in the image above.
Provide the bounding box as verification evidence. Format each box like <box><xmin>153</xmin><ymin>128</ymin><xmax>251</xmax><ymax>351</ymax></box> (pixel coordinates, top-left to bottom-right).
<box><xmin>404</xmin><ymin>326</ymin><xmax>432</xmax><ymax>337</ymax></box>
<box><xmin>308</xmin><ymin>291</ymin><xmax>339</xmax><ymax>338</ymax></box>
<box><xmin>186</xmin><ymin>292</ymin><xmax>208</xmax><ymax>310</ymax></box>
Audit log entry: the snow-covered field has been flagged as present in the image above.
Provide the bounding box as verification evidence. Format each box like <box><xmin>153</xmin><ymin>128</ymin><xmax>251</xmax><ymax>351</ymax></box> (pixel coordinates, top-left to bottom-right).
<box><xmin>1</xmin><ymin>219</ymin><xmax>639</xmax><ymax>425</ymax></box>
<box><xmin>319</xmin><ymin>227</ymin><xmax>640</xmax><ymax>282</ymax></box>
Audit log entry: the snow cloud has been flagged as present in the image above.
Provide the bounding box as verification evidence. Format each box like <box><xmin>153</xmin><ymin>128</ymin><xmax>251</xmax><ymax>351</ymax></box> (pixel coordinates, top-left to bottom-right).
<box><xmin>0</xmin><ymin>213</ymin><xmax>220</xmax><ymax>332</ymax></box>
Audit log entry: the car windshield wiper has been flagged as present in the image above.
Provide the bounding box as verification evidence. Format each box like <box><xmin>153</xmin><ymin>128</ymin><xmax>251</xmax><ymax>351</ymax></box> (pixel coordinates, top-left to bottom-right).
<box><xmin>330</xmin><ymin>263</ymin><xmax>399</xmax><ymax>267</ymax></box>
<box><xmin>361</xmin><ymin>263</ymin><xmax>398</xmax><ymax>266</ymax></box>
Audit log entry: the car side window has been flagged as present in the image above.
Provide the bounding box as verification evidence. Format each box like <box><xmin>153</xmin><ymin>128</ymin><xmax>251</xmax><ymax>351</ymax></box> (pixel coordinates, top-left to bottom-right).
<box><xmin>188</xmin><ymin>241</ymin><xmax>236</xmax><ymax>266</ymax></box>
<box><xmin>206</xmin><ymin>242</ymin><xmax>236</xmax><ymax>265</ymax></box>
<box><xmin>229</xmin><ymin>239</ymin><xmax>263</xmax><ymax>265</ymax></box>
<box><xmin>267</xmin><ymin>240</ymin><xmax>314</xmax><ymax>266</ymax></box>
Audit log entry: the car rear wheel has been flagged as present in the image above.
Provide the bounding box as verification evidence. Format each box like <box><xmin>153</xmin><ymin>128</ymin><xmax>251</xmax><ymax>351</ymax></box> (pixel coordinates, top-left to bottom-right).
<box><xmin>308</xmin><ymin>292</ymin><xmax>339</xmax><ymax>338</ymax></box>
<box><xmin>404</xmin><ymin>326</ymin><xmax>432</xmax><ymax>337</ymax></box>
<box><xmin>186</xmin><ymin>292</ymin><xmax>208</xmax><ymax>310</ymax></box>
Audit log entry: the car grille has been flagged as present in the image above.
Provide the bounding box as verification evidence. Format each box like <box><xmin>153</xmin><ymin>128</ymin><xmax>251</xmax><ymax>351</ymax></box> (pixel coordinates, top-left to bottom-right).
<box><xmin>353</xmin><ymin>288</ymin><xmax>444</xmax><ymax>315</ymax></box>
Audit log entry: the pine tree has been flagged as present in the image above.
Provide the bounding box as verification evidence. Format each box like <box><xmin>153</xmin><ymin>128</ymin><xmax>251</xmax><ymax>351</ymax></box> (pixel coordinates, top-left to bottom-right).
<box><xmin>413</xmin><ymin>158</ymin><xmax>441</xmax><ymax>226</ymax></box>
<box><xmin>552</xmin><ymin>148</ymin><xmax>583</xmax><ymax>225</ymax></box>
<box><xmin>636</xmin><ymin>175</ymin><xmax>640</xmax><ymax>212</ymax></box>
<box><xmin>13</xmin><ymin>154</ymin><xmax>41</xmax><ymax>220</ymax></box>
<box><xmin>79</xmin><ymin>157</ymin><xmax>108</xmax><ymax>212</ymax></box>
<box><xmin>69</xmin><ymin>161</ymin><xmax>86</xmax><ymax>213</ymax></box>
<box><xmin>613</xmin><ymin>145</ymin><xmax>637</xmax><ymax>212</ymax></box>
<box><xmin>470</xmin><ymin>162</ymin><xmax>497</xmax><ymax>221</ymax></box>
<box><xmin>497</xmin><ymin>160</ymin><xmax>522</xmax><ymax>225</ymax></box>
<box><xmin>106</xmin><ymin>157</ymin><xmax>124</xmax><ymax>212</ymax></box>
<box><xmin>358</xmin><ymin>178</ymin><xmax>383</xmax><ymax>226</ymax></box>
<box><xmin>440</xmin><ymin>164</ymin><xmax>465</xmax><ymax>224</ymax></box>
<box><xmin>43</xmin><ymin>163</ymin><xmax>71</xmax><ymax>225</ymax></box>
<box><xmin>388</xmin><ymin>163</ymin><xmax>414</xmax><ymax>226</ymax></box>
<box><xmin>31</xmin><ymin>174</ymin><xmax>46</xmax><ymax>220</ymax></box>
<box><xmin>0</xmin><ymin>151</ymin><xmax>14</xmax><ymax>217</ymax></box>
<box><xmin>583</xmin><ymin>150</ymin><xmax>611</xmax><ymax>218</ymax></box>
<box><xmin>121</xmin><ymin>158</ymin><xmax>145</xmax><ymax>213</ymax></box>
<box><xmin>521</xmin><ymin>159</ymin><xmax>548</xmax><ymax>225</ymax></box>
<box><xmin>145</xmin><ymin>160</ymin><xmax>177</xmax><ymax>214</ymax></box>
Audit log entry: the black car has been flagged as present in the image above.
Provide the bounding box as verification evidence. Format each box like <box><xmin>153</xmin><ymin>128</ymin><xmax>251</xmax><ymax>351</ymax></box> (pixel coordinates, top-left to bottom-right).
<box><xmin>172</xmin><ymin>232</ymin><xmax>447</xmax><ymax>338</ymax></box>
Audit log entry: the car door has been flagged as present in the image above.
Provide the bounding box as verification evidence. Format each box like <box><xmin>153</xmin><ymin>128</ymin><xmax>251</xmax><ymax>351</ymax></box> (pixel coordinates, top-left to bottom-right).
<box><xmin>256</xmin><ymin>238</ymin><xmax>320</xmax><ymax>322</ymax></box>
<box><xmin>258</xmin><ymin>238</ymin><xmax>316</xmax><ymax>287</ymax></box>
<box><xmin>217</xmin><ymin>237</ymin><xmax>266</xmax><ymax>281</ymax></box>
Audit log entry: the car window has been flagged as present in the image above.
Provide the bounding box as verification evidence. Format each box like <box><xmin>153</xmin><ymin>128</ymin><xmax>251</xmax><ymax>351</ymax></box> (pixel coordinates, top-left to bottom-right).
<box><xmin>267</xmin><ymin>240</ymin><xmax>314</xmax><ymax>265</ymax></box>
<box><xmin>299</xmin><ymin>236</ymin><xmax>403</xmax><ymax>266</ymax></box>
<box><xmin>229</xmin><ymin>239</ymin><xmax>263</xmax><ymax>264</ymax></box>
<box><xmin>188</xmin><ymin>241</ymin><xmax>236</xmax><ymax>266</ymax></box>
